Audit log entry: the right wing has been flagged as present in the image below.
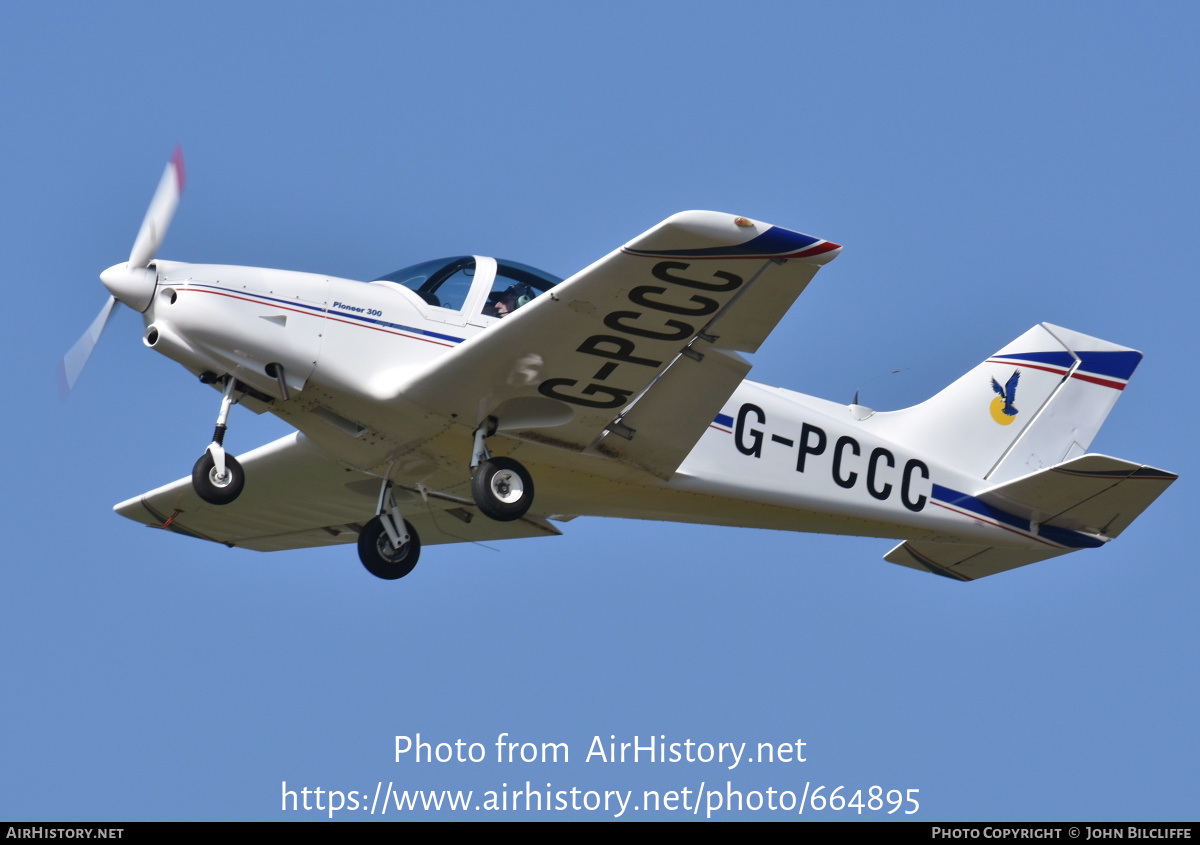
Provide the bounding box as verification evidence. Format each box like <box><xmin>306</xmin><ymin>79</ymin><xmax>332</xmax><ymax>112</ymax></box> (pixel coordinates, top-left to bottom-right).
<box><xmin>384</xmin><ymin>211</ymin><xmax>840</xmax><ymax>478</ymax></box>
<box><xmin>114</xmin><ymin>432</ymin><xmax>561</xmax><ymax>552</ymax></box>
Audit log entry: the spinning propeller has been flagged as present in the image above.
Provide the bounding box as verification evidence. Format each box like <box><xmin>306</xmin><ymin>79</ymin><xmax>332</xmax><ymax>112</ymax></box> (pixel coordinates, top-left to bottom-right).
<box><xmin>59</xmin><ymin>148</ymin><xmax>185</xmax><ymax>396</ymax></box>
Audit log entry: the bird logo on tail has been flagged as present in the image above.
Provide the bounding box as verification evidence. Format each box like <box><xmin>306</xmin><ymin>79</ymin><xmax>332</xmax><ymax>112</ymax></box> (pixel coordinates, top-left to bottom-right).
<box><xmin>989</xmin><ymin>371</ymin><xmax>1020</xmax><ymax>425</ymax></box>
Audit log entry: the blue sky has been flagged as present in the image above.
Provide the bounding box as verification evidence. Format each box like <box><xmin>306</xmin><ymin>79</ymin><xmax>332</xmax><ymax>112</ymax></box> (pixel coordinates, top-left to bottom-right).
<box><xmin>3</xmin><ymin>1</ymin><xmax>1197</xmax><ymax>821</ymax></box>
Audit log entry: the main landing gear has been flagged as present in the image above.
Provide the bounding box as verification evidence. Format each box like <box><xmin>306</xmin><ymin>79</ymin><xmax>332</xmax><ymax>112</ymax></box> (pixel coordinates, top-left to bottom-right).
<box><xmin>191</xmin><ymin>376</ymin><xmax>245</xmax><ymax>505</ymax></box>
<box><xmin>469</xmin><ymin>417</ymin><xmax>534</xmax><ymax>522</ymax></box>
<box><xmin>358</xmin><ymin>480</ymin><xmax>420</xmax><ymax>580</ymax></box>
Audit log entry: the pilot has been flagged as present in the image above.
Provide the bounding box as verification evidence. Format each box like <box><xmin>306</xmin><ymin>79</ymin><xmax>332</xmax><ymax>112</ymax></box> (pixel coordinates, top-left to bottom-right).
<box><xmin>487</xmin><ymin>283</ymin><xmax>533</xmax><ymax>318</ymax></box>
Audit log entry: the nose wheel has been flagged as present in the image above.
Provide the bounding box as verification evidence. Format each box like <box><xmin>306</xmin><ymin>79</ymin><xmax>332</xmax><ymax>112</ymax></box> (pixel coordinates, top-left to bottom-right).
<box><xmin>192</xmin><ymin>376</ymin><xmax>246</xmax><ymax>505</ymax></box>
<box><xmin>192</xmin><ymin>452</ymin><xmax>245</xmax><ymax>505</ymax></box>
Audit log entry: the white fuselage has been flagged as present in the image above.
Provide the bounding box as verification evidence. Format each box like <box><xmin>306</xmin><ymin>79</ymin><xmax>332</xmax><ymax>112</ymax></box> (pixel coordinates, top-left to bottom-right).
<box><xmin>142</xmin><ymin>259</ymin><xmax>1055</xmax><ymax>552</ymax></box>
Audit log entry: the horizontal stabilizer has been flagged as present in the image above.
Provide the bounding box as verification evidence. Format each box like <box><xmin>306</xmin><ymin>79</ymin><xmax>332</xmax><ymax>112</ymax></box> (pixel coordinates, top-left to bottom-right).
<box><xmin>884</xmin><ymin>541</ymin><xmax>1071</xmax><ymax>581</ymax></box>
<box><xmin>886</xmin><ymin>453</ymin><xmax>1175</xmax><ymax>580</ymax></box>
<box><xmin>978</xmin><ymin>454</ymin><xmax>1177</xmax><ymax>538</ymax></box>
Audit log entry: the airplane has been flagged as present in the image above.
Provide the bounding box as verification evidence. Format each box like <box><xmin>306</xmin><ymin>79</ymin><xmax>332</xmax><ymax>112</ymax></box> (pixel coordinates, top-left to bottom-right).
<box><xmin>62</xmin><ymin>150</ymin><xmax>1177</xmax><ymax>583</ymax></box>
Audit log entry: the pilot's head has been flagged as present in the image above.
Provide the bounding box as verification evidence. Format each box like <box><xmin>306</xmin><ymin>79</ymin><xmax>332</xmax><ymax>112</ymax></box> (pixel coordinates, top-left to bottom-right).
<box><xmin>494</xmin><ymin>283</ymin><xmax>532</xmax><ymax>317</ymax></box>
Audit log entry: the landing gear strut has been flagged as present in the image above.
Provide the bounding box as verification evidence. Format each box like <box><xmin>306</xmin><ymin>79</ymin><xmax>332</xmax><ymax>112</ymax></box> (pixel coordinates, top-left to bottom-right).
<box><xmin>358</xmin><ymin>480</ymin><xmax>420</xmax><ymax>580</ymax></box>
<box><xmin>192</xmin><ymin>377</ymin><xmax>245</xmax><ymax>505</ymax></box>
<box><xmin>469</xmin><ymin>417</ymin><xmax>534</xmax><ymax>522</ymax></box>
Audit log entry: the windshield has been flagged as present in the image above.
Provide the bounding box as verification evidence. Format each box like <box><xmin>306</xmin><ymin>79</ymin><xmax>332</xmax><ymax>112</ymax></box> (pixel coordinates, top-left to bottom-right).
<box><xmin>374</xmin><ymin>256</ymin><xmax>563</xmax><ymax>317</ymax></box>
<box><xmin>374</xmin><ymin>256</ymin><xmax>476</xmax><ymax>310</ymax></box>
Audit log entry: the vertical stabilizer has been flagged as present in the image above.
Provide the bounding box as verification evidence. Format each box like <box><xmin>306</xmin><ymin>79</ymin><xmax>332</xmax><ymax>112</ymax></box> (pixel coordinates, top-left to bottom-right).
<box><xmin>858</xmin><ymin>324</ymin><xmax>1142</xmax><ymax>482</ymax></box>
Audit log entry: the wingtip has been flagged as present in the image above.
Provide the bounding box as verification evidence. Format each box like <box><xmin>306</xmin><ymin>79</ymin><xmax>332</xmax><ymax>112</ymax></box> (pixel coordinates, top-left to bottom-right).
<box><xmin>795</xmin><ymin>240</ymin><xmax>842</xmax><ymax>264</ymax></box>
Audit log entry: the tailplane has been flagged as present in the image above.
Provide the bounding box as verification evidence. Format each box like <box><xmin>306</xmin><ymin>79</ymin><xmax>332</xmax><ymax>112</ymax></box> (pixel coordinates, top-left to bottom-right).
<box><xmin>885</xmin><ymin>454</ymin><xmax>1177</xmax><ymax>580</ymax></box>
<box><xmin>870</xmin><ymin>324</ymin><xmax>1176</xmax><ymax>580</ymax></box>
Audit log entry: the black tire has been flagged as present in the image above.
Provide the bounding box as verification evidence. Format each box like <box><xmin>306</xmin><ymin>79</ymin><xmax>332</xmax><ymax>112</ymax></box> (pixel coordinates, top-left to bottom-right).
<box><xmin>192</xmin><ymin>452</ymin><xmax>245</xmax><ymax>505</ymax></box>
<box><xmin>358</xmin><ymin>516</ymin><xmax>420</xmax><ymax>580</ymax></box>
<box><xmin>471</xmin><ymin>457</ymin><xmax>534</xmax><ymax>522</ymax></box>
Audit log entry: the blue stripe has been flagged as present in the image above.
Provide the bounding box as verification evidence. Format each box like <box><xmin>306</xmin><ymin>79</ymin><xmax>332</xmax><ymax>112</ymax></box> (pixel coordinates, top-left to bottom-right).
<box><xmin>714</xmin><ymin>413</ymin><xmax>734</xmax><ymax>427</ymax></box>
<box><xmin>629</xmin><ymin>226</ymin><xmax>820</xmax><ymax>258</ymax></box>
<box><xmin>992</xmin><ymin>350</ymin><xmax>1142</xmax><ymax>381</ymax></box>
<box><xmin>1037</xmin><ymin>524</ymin><xmax>1105</xmax><ymax>549</ymax></box>
<box><xmin>992</xmin><ymin>351</ymin><xmax>1074</xmax><ymax>370</ymax></box>
<box><xmin>329</xmin><ymin>310</ymin><xmax>465</xmax><ymax>344</ymax></box>
<box><xmin>1077</xmin><ymin>350</ymin><xmax>1142</xmax><ymax>381</ymax></box>
<box><xmin>180</xmin><ymin>283</ymin><xmax>326</xmax><ymax>315</ymax></box>
<box><xmin>932</xmin><ymin>485</ymin><xmax>1099</xmax><ymax>549</ymax></box>
<box><xmin>934</xmin><ymin>484</ymin><xmax>1030</xmax><ymax>532</ymax></box>
<box><xmin>182</xmin><ymin>283</ymin><xmax>465</xmax><ymax>344</ymax></box>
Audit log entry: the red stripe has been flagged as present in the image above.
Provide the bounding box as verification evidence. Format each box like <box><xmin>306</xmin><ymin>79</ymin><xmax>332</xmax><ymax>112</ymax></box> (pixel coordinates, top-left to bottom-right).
<box><xmin>930</xmin><ymin>500</ymin><xmax>1063</xmax><ymax>548</ymax></box>
<box><xmin>620</xmin><ymin>241</ymin><xmax>841</xmax><ymax>261</ymax></box>
<box><xmin>985</xmin><ymin>358</ymin><xmax>1127</xmax><ymax>391</ymax></box>
<box><xmin>180</xmin><ymin>288</ymin><xmax>457</xmax><ymax>348</ymax></box>
<box><xmin>1070</xmin><ymin>372</ymin><xmax>1127</xmax><ymax>390</ymax></box>
<box><xmin>986</xmin><ymin>358</ymin><xmax>1068</xmax><ymax>377</ymax></box>
<box><xmin>787</xmin><ymin>241</ymin><xmax>842</xmax><ymax>258</ymax></box>
<box><xmin>1052</xmin><ymin>468</ymin><xmax>1173</xmax><ymax>480</ymax></box>
<box><xmin>903</xmin><ymin>544</ymin><xmax>974</xmax><ymax>580</ymax></box>
<box><xmin>322</xmin><ymin>313</ymin><xmax>456</xmax><ymax>346</ymax></box>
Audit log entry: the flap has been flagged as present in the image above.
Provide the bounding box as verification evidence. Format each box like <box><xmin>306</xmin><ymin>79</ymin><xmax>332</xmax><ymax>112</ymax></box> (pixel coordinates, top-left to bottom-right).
<box><xmin>594</xmin><ymin>343</ymin><xmax>751</xmax><ymax>479</ymax></box>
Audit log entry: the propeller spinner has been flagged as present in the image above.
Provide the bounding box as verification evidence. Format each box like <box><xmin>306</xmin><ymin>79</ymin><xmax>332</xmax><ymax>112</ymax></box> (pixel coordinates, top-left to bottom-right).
<box><xmin>60</xmin><ymin>148</ymin><xmax>185</xmax><ymax>395</ymax></box>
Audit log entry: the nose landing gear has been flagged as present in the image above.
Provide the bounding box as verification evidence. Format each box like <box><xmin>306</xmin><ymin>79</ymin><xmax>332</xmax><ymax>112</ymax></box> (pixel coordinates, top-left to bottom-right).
<box><xmin>192</xmin><ymin>451</ymin><xmax>245</xmax><ymax>505</ymax></box>
<box><xmin>192</xmin><ymin>376</ymin><xmax>246</xmax><ymax>505</ymax></box>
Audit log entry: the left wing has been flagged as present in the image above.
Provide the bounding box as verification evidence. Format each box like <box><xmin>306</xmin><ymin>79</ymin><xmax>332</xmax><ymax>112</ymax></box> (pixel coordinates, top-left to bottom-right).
<box><xmin>382</xmin><ymin>211</ymin><xmax>840</xmax><ymax>478</ymax></box>
<box><xmin>114</xmin><ymin>432</ymin><xmax>561</xmax><ymax>551</ymax></box>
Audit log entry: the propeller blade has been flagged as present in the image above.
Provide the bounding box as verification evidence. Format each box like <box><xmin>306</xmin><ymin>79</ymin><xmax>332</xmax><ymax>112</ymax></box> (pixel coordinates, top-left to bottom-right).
<box><xmin>128</xmin><ymin>146</ymin><xmax>186</xmax><ymax>269</ymax></box>
<box><xmin>58</xmin><ymin>296</ymin><xmax>118</xmax><ymax>398</ymax></box>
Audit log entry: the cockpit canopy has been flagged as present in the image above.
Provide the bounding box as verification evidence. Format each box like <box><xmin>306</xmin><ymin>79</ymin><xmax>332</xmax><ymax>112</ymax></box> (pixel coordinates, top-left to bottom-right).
<box><xmin>374</xmin><ymin>256</ymin><xmax>562</xmax><ymax>317</ymax></box>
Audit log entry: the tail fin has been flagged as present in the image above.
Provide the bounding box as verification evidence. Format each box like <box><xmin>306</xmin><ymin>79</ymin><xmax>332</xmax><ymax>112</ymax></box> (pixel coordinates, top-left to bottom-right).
<box><xmin>861</xmin><ymin>323</ymin><xmax>1142</xmax><ymax>483</ymax></box>
<box><xmin>885</xmin><ymin>454</ymin><xmax>1177</xmax><ymax>580</ymax></box>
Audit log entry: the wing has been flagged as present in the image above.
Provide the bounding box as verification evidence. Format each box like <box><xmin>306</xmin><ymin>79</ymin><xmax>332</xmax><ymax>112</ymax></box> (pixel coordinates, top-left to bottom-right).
<box><xmin>113</xmin><ymin>432</ymin><xmax>561</xmax><ymax>552</ymax></box>
<box><xmin>1005</xmin><ymin>370</ymin><xmax>1020</xmax><ymax>398</ymax></box>
<box><xmin>386</xmin><ymin>211</ymin><xmax>841</xmax><ymax>478</ymax></box>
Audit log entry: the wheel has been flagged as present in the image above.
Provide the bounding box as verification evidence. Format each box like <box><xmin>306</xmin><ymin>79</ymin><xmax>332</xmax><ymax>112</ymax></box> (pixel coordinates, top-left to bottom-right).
<box><xmin>192</xmin><ymin>452</ymin><xmax>245</xmax><ymax>505</ymax></box>
<box><xmin>471</xmin><ymin>456</ymin><xmax>534</xmax><ymax>522</ymax></box>
<box><xmin>358</xmin><ymin>516</ymin><xmax>420</xmax><ymax>580</ymax></box>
